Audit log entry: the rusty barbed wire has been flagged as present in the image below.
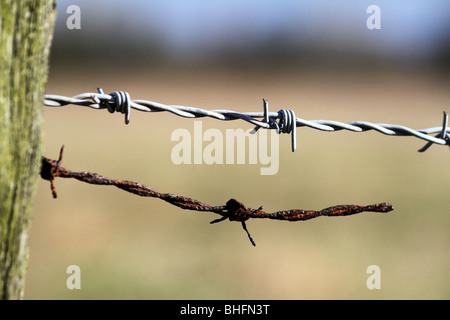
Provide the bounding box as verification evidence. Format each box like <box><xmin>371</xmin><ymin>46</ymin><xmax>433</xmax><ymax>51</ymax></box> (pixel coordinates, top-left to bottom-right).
<box><xmin>43</xmin><ymin>88</ymin><xmax>449</xmax><ymax>153</ymax></box>
<box><xmin>40</xmin><ymin>146</ymin><xmax>394</xmax><ymax>246</ymax></box>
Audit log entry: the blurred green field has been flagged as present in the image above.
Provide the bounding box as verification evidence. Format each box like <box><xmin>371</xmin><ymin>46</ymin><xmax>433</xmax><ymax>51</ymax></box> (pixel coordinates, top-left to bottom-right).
<box><xmin>24</xmin><ymin>66</ymin><xmax>449</xmax><ymax>299</ymax></box>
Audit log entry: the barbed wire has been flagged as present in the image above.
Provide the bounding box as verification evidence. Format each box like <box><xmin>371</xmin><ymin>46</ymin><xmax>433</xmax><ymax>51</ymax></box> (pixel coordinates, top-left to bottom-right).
<box><xmin>44</xmin><ymin>88</ymin><xmax>449</xmax><ymax>153</ymax></box>
<box><xmin>41</xmin><ymin>146</ymin><xmax>394</xmax><ymax>246</ymax></box>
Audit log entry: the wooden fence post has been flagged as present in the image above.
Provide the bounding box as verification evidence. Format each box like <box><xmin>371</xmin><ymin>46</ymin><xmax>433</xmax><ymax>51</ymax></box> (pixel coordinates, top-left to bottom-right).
<box><xmin>0</xmin><ymin>0</ymin><xmax>56</xmax><ymax>299</ymax></box>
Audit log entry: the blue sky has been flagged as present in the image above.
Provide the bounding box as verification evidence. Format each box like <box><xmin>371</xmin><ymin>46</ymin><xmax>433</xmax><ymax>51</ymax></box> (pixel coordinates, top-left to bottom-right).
<box><xmin>55</xmin><ymin>0</ymin><xmax>450</xmax><ymax>62</ymax></box>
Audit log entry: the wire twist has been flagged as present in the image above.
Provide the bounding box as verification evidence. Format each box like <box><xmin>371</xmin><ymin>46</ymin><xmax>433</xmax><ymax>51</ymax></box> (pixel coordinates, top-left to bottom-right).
<box><xmin>97</xmin><ymin>88</ymin><xmax>131</xmax><ymax>124</ymax></box>
<box><xmin>41</xmin><ymin>146</ymin><xmax>394</xmax><ymax>246</ymax></box>
<box><xmin>44</xmin><ymin>89</ymin><xmax>450</xmax><ymax>152</ymax></box>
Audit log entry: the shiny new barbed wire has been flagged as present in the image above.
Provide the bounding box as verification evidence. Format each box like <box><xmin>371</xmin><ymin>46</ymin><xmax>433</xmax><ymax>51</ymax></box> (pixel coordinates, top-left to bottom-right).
<box><xmin>43</xmin><ymin>88</ymin><xmax>449</xmax><ymax>152</ymax></box>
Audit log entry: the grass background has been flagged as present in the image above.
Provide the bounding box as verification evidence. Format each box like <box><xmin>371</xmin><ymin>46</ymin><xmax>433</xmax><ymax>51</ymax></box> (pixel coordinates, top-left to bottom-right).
<box><xmin>23</xmin><ymin>65</ymin><xmax>449</xmax><ymax>299</ymax></box>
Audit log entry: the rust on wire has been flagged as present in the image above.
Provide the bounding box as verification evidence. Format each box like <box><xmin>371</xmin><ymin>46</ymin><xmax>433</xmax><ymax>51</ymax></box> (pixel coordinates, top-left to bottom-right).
<box><xmin>40</xmin><ymin>146</ymin><xmax>394</xmax><ymax>246</ymax></box>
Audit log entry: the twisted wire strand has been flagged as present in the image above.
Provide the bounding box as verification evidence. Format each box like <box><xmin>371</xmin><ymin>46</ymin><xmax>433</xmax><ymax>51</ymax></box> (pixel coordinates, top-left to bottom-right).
<box><xmin>41</xmin><ymin>146</ymin><xmax>394</xmax><ymax>246</ymax></box>
<box><xmin>43</xmin><ymin>89</ymin><xmax>450</xmax><ymax>152</ymax></box>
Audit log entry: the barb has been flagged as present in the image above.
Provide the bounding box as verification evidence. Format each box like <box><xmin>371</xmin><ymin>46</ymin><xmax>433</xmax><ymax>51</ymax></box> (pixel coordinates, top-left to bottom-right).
<box><xmin>40</xmin><ymin>146</ymin><xmax>394</xmax><ymax>246</ymax></box>
<box><xmin>44</xmin><ymin>89</ymin><xmax>449</xmax><ymax>152</ymax></box>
